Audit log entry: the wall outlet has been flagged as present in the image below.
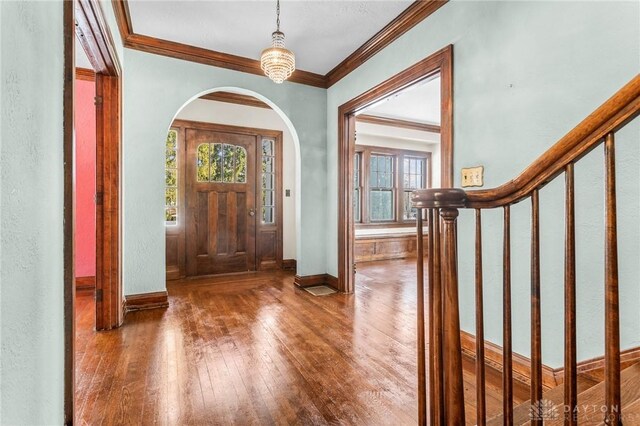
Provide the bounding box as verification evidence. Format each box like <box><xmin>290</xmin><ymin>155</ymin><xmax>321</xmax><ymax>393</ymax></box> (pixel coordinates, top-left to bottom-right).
<box><xmin>461</xmin><ymin>166</ymin><xmax>484</xmax><ymax>188</ymax></box>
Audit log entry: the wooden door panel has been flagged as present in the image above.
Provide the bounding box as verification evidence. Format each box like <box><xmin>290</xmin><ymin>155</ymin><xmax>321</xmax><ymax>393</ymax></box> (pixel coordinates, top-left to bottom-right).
<box><xmin>257</xmin><ymin>230</ymin><xmax>277</xmax><ymax>270</ymax></box>
<box><xmin>186</xmin><ymin>128</ymin><xmax>256</xmax><ymax>276</ymax></box>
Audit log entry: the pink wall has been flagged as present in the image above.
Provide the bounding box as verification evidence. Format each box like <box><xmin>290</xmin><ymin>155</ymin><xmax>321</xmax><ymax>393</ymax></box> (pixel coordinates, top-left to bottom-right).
<box><xmin>75</xmin><ymin>78</ymin><xmax>96</xmax><ymax>278</ymax></box>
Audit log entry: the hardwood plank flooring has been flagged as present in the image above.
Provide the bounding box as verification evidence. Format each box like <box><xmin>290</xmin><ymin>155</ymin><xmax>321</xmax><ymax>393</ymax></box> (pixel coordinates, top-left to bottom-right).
<box><xmin>75</xmin><ymin>259</ymin><xmax>507</xmax><ymax>425</ymax></box>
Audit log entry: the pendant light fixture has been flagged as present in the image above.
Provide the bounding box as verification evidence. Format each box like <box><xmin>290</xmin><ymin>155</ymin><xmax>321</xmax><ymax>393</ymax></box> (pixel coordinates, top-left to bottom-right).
<box><xmin>260</xmin><ymin>0</ymin><xmax>295</xmax><ymax>84</ymax></box>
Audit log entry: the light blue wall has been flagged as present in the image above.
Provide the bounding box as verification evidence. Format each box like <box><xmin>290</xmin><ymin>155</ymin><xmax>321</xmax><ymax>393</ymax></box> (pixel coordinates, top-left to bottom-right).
<box><xmin>326</xmin><ymin>0</ymin><xmax>639</xmax><ymax>367</ymax></box>
<box><xmin>122</xmin><ymin>49</ymin><xmax>327</xmax><ymax>295</ymax></box>
<box><xmin>0</xmin><ymin>1</ymin><xmax>65</xmax><ymax>423</ymax></box>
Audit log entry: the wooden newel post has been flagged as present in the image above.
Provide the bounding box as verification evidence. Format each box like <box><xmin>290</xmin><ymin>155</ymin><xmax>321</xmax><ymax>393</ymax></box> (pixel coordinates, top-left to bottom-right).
<box><xmin>411</xmin><ymin>188</ymin><xmax>467</xmax><ymax>425</ymax></box>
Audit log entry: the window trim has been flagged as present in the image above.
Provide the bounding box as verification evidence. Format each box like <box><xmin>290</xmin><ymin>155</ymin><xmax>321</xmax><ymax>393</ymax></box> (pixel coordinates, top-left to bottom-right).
<box><xmin>355</xmin><ymin>144</ymin><xmax>432</xmax><ymax>229</ymax></box>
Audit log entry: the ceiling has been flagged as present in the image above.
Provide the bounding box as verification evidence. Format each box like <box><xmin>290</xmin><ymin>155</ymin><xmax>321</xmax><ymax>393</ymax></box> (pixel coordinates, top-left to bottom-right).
<box><xmin>127</xmin><ymin>0</ymin><xmax>414</xmax><ymax>75</ymax></box>
<box><xmin>364</xmin><ymin>75</ymin><xmax>441</xmax><ymax>124</ymax></box>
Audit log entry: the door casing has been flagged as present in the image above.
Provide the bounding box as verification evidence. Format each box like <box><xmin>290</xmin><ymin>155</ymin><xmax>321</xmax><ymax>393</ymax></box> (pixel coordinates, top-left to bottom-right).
<box><xmin>336</xmin><ymin>45</ymin><xmax>454</xmax><ymax>294</ymax></box>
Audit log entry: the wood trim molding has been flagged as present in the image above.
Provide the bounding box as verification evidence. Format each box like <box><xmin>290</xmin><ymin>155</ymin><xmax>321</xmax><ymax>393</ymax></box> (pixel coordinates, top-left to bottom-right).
<box><xmin>75</xmin><ymin>0</ymin><xmax>121</xmax><ymax>75</ymax></box>
<box><xmin>338</xmin><ymin>45</ymin><xmax>453</xmax><ymax>293</ymax></box>
<box><xmin>76</xmin><ymin>67</ymin><xmax>96</xmax><ymax>81</ymax></box>
<box><xmin>200</xmin><ymin>92</ymin><xmax>271</xmax><ymax>109</ymax></box>
<box><xmin>75</xmin><ymin>276</ymin><xmax>96</xmax><ymax>290</ymax></box>
<box><xmin>325</xmin><ymin>0</ymin><xmax>449</xmax><ymax>87</ymax></box>
<box><xmin>460</xmin><ymin>330</ymin><xmax>640</xmax><ymax>390</ymax></box>
<box><xmin>356</xmin><ymin>114</ymin><xmax>440</xmax><ymax>133</ymax></box>
<box><xmin>294</xmin><ymin>274</ymin><xmax>339</xmax><ymax>290</ymax></box>
<box><xmin>64</xmin><ymin>2</ymin><xmax>76</xmax><ymax>422</ymax></box>
<box><xmin>110</xmin><ymin>1</ymin><xmax>325</xmax><ymax>88</ymax></box>
<box><xmin>111</xmin><ymin>0</ymin><xmax>449</xmax><ymax>88</ymax></box>
<box><xmin>124</xmin><ymin>291</ymin><xmax>169</xmax><ymax>313</ymax></box>
<box><xmin>282</xmin><ymin>259</ymin><xmax>297</xmax><ymax>271</ymax></box>
<box><xmin>171</xmin><ymin>119</ymin><xmax>282</xmax><ymax>139</ymax></box>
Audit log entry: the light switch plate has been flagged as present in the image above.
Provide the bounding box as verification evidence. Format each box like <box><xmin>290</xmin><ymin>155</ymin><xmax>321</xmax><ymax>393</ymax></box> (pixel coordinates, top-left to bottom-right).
<box><xmin>461</xmin><ymin>166</ymin><xmax>484</xmax><ymax>188</ymax></box>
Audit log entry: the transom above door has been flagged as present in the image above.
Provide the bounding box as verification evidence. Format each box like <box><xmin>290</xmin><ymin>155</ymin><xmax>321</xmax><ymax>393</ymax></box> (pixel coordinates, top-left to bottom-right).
<box><xmin>165</xmin><ymin>120</ymin><xmax>283</xmax><ymax>279</ymax></box>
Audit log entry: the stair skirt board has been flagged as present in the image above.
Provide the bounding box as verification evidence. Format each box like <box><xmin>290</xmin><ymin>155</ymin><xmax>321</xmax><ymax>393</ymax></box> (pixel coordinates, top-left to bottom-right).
<box><xmin>488</xmin><ymin>362</ymin><xmax>640</xmax><ymax>425</ymax></box>
<box><xmin>460</xmin><ymin>330</ymin><xmax>640</xmax><ymax>390</ymax></box>
<box><xmin>304</xmin><ymin>285</ymin><xmax>337</xmax><ymax>297</ymax></box>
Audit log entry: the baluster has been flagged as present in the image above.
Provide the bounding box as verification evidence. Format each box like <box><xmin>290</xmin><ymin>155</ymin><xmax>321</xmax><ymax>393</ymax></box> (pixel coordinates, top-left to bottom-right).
<box><xmin>564</xmin><ymin>164</ymin><xmax>578</xmax><ymax>425</ymax></box>
<box><xmin>531</xmin><ymin>190</ymin><xmax>542</xmax><ymax>425</ymax></box>
<box><xmin>432</xmin><ymin>208</ymin><xmax>444</xmax><ymax>424</ymax></box>
<box><xmin>441</xmin><ymin>206</ymin><xmax>465</xmax><ymax>425</ymax></box>
<box><xmin>416</xmin><ymin>210</ymin><xmax>427</xmax><ymax>425</ymax></box>
<box><xmin>604</xmin><ymin>133</ymin><xmax>621</xmax><ymax>425</ymax></box>
<box><xmin>503</xmin><ymin>205</ymin><xmax>513</xmax><ymax>425</ymax></box>
<box><xmin>475</xmin><ymin>209</ymin><xmax>487</xmax><ymax>426</ymax></box>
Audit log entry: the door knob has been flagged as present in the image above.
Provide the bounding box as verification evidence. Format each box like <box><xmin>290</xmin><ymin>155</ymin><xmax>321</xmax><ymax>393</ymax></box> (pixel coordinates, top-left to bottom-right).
<box><xmin>248</xmin><ymin>209</ymin><xmax>256</xmax><ymax>217</ymax></box>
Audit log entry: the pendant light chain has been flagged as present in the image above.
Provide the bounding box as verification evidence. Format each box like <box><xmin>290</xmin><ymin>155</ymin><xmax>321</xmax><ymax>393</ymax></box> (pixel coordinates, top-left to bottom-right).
<box><xmin>276</xmin><ymin>0</ymin><xmax>281</xmax><ymax>32</ymax></box>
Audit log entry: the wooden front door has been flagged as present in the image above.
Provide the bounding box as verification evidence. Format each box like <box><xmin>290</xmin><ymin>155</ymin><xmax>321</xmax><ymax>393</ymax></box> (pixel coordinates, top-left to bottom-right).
<box><xmin>185</xmin><ymin>128</ymin><xmax>257</xmax><ymax>276</ymax></box>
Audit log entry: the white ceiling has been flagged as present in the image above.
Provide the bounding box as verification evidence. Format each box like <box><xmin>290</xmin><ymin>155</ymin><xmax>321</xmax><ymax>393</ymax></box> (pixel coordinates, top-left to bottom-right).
<box><xmin>127</xmin><ymin>0</ymin><xmax>413</xmax><ymax>75</ymax></box>
<box><xmin>364</xmin><ymin>75</ymin><xmax>441</xmax><ymax>124</ymax></box>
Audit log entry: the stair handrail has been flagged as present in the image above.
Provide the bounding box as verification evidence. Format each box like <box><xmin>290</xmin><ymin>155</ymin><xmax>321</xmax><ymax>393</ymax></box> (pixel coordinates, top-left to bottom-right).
<box><xmin>411</xmin><ymin>74</ymin><xmax>640</xmax><ymax>426</ymax></box>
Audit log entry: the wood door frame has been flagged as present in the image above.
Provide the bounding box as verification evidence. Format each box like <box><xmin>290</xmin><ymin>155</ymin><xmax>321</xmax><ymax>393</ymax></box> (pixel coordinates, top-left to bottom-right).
<box><xmin>65</xmin><ymin>0</ymin><xmax>123</xmax><ymax>422</ymax></box>
<box><xmin>337</xmin><ymin>45</ymin><xmax>453</xmax><ymax>293</ymax></box>
<box><xmin>171</xmin><ymin>119</ymin><xmax>284</xmax><ymax>276</ymax></box>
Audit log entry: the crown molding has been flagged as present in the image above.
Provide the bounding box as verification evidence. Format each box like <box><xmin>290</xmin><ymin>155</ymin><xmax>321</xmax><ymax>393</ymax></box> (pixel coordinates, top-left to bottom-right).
<box><xmin>356</xmin><ymin>114</ymin><xmax>441</xmax><ymax>133</ymax></box>
<box><xmin>325</xmin><ymin>0</ymin><xmax>449</xmax><ymax>87</ymax></box>
<box><xmin>111</xmin><ymin>0</ymin><xmax>448</xmax><ymax>89</ymax></box>
<box><xmin>200</xmin><ymin>92</ymin><xmax>271</xmax><ymax>109</ymax></box>
<box><xmin>76</xmin><ymin>67</ymin><xmax>96</xmax><ymax>81</ymax></box>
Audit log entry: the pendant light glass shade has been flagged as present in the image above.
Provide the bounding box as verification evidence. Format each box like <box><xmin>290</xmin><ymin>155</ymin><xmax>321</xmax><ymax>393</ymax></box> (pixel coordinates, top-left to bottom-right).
<box><xmin>261</xmin><ymin>1</ymin><xmax>295</xmax><ymax>84</ymax></box>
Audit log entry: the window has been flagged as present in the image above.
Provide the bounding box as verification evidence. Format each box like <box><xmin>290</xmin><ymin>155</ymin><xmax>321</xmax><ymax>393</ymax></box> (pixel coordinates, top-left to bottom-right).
<box><xmin>369</xmin><ymin>154</ymin><xmax>395</xmax><ymax>221</ymax></box>
<box><xmin>165</xmin><ymin>129</ymin><xmax>178</xmax><ymax>225</ymax></box>
<box><xmin>403</xmin><ymin>156</ymin><xmax>426</xmax><ymax>220</ymax></box>
<box><xmin>196</xmin><ymin>143</ymin><xmax>247</xmax><ymax>183</ymax></box>
<box><xmin>354</xmin><ymin>145</ymin><xmax>430</xmax><ymax>226</ymax></box>
<box><xmin>354</xmin><ymin>152</ymin><xmax>362</xmax><ymax>222</ymax></box>
<box><xmin>261</xmin><ymin>138</ymin><xmax>276</xmax><ymax>224</ymax></box>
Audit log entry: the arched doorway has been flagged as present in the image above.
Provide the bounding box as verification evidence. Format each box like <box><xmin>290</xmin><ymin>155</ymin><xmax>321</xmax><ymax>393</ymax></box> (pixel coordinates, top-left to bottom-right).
<box><xmin>164</xmin><ymin>88</ymin><xmax>302</xmax><ymax>278</ymax></box>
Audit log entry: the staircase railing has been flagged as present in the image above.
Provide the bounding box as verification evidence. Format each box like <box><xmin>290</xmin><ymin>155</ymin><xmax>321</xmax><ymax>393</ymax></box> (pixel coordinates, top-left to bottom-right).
<box><xmin>412</xmin><ymin>74</ymin><xmax>640</xmax><ymax>425</ymax></box>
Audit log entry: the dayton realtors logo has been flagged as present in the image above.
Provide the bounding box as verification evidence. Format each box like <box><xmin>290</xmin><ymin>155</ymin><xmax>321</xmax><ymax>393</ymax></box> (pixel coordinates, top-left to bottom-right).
<box><xmin>529</xmin><ymin>399</ymin><xmax>559</xmax><ymax>421</ymax></box>
<box><xmin>530</xmin><ymin>401</ymin><xmax>639</xmax><ymax>423</ymax></box>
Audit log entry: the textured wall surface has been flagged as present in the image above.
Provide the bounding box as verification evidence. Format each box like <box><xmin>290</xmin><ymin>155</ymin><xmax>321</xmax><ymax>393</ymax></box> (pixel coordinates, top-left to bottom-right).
<box><xmin>122</xmin><ymin>49</ymin><xmax>327</xmax><ymax>295</ymax></box>
<box><xmin>326</xmin><ymin>0</ymin><xmax>639</xmax><ymax>367</ymax></box>
<box><xmin>75</xmin><ymin>78</ymin><xmax>97</xmax><ymax>277</ymax></box>
<box><xmin>0</xmin><ymin>1</ymin><xmax>65</xmax><ymax>423</ymax></box>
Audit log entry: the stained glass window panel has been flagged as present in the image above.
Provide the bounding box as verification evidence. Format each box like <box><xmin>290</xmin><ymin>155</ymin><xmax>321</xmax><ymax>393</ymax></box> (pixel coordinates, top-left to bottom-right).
<box><xmin>262</xmin><ymin>139</ymin><xmax>273</xmax><ymax>156</ymax></box>
<box><xmin>165</xmin><ymin>130</ymin><xmax>179</xmax><ymax>225</ymax></box>
<box><xmin>165</xmin><ymin>207</ymin><xmax>177</xmax><ymax>224</ymax></box>
<box><xmin>235</xmin><ymin>146</ymin><xmax>247</xmax><ymax>183</ymax></box>
<box><xmin>262</xmin><ymin>206</ymin><xmax>274</xmax><ymax>224</ymax></box>
<box><xmin>166</xmin><ymin>169</ymin><xmax>177</xmax><ymax>187</ymax></box>
<box><xmin>261</xmin><ymin>138</ymin><xmax>276</xmax><ymax>224</ymax></box>
<box><xmin>197</xmin><ymin>143</ymin><xmax>210</xmax><ymax>182</ymax></box>
<box><xmin>165</xmin><ymin>187</ymin><xmax>177</xmax><ymax>207</ymax></box>
<box><xmin>211</xmin><ymin>143</ymin><xmax>223</xmax><ymax>182</ymax></box>
<box><xmin>222</xmin><ymin>144</ymin><xmax>235</xmax><ymax>183</ymax></box>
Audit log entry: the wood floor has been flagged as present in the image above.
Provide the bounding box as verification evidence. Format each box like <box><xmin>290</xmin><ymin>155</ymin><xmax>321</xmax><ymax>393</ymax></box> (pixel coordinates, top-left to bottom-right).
<box><xmin>75</xmin><ymin>259</ymin><xmax>511</xmax><ymax>425</ymax></box>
